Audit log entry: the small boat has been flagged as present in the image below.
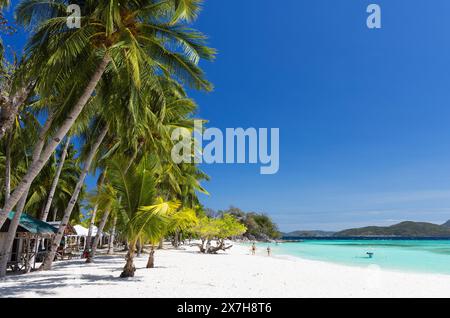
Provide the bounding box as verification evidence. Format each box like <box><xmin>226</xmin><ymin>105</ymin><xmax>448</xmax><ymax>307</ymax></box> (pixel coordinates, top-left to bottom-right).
<box><xmin>366</xmin><ymin>252</ymin><xmax>374</xmax><ymax>258</ymax></box>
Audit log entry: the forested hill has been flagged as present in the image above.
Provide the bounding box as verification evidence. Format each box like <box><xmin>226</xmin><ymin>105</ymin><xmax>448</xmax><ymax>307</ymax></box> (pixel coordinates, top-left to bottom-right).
<box><xmin>334</xmin><ymin>221</ymin><xmax>450</xmax><ymax>237</ymax></box>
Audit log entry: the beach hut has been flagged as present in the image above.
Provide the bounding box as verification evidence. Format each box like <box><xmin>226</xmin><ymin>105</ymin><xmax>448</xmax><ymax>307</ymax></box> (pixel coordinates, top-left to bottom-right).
<box><xmin>0</xmin><ymin>212</ymin><xmax>57</xmax><ymax>272</ymax></box>
<box><xmin>77</xmin><ymin>225</ymin><xmax>110</xmax><ymax>249</ymax></box>
<box><xmin>47</xmin><ymin>221</ymin><xmax>84</xmax><ymax>257</ymax></box>
<box><xmin>72</xmin><ymin>225</ymin><xmax>91</xmax><ymax>250</ymax></box>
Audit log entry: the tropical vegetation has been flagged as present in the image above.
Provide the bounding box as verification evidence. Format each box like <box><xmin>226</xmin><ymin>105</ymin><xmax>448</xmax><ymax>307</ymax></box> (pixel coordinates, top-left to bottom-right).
<box><xmin>0</xmin><ymin>0</ymin><xmax>251</xmax><ymax>279</ymax></box>
<box><xmin>209</xmin><ymin>206</ymin><xmax>281</xmax><ymax>241</ymax></box>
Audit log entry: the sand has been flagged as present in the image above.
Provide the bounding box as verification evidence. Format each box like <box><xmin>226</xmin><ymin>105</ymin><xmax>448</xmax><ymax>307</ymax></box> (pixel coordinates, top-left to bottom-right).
<box><xmin>1</xmin><ymin>242</ymin><xmax>450</xmax><ymax>298</ymax></box>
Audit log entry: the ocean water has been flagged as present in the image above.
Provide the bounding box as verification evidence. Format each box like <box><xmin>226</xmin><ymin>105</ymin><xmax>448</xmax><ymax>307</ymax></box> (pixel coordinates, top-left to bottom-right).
<box><xmin>255</xmin><ymin>239</ymin><xmax>450</xmax><ymax>275</ymax></box>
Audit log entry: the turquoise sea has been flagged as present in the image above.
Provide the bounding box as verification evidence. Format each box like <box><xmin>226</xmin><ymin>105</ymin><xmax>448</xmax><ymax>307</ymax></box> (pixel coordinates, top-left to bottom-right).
<box><xmin>256</xmin><ymin>239</ymin><xmax>450</xmax><ymax>275</ymax></box>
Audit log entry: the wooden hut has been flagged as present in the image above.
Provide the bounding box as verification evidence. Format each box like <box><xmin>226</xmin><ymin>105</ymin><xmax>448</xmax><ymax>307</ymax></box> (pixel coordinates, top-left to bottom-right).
<box><xmin>0</xmin><ymin>212</ymin><xmax>57</xmax><ymax>272</ymax></box>
<box><xmin>47</xmin><ymin>222</ymin><xmax>81</xmax><ymax>258</ymax></box>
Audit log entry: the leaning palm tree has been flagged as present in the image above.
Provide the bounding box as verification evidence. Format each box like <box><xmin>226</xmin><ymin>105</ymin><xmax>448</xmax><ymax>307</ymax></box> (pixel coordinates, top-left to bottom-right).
<box><xmin>84</xmin><ymin>170</ymin><xmax>107</xmax><ymax>255</ymax></box>
<box><xmin>0</xmin><ymin>0</ymin><xmax>215</xmax><ymax>229</ymax></box>
<box><xmin>41</xmin><ymin>120</ymin><xmax>109</xmax><ymax>270</ymax></box>
<box><xmin>39</xmin><ymin>136</ymin><xmax>71</xmax><ymax>221</ymax></box>
<box><xmin>85</xmin><ymin>183</ymin><xmax>117</xmax><ymax>263</ymax></box>
<box><xmin>160</xmin><ymin>207</ymin><xmax>198</xmax><ymax>259</ymax></box>
<box><xmin>0</xmin><ymin>110</ymin><xmax>47</xmax><ymax>277</ymax></box>
<box><xmin>138</xmin><ymin>200</ymin><xmax>196</xmax><ymax>268</ymax></box>
<box><xmin>102</xmin><ymin>155</ymin><xmax>177</xmax><ymax>278</ymax></box>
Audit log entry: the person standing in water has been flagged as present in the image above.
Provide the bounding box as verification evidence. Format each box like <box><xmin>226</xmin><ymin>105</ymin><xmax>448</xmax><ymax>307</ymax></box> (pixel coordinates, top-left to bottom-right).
<box><xmin>251</xmin><ymin>243</ymin><xmax>256</xmax><ymax>255</ymax></box>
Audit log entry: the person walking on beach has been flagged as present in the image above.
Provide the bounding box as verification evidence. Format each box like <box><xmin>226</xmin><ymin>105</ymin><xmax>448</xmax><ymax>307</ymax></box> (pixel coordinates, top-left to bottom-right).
<box><xmin>251</xmin><ymin>243</ymin><xmax>256</xmax><ymax>255</ymax></box>
<box><xmin>267</xmin><ymin>246</ymin><xmax>271</xmax><ymax>257</ymax></box>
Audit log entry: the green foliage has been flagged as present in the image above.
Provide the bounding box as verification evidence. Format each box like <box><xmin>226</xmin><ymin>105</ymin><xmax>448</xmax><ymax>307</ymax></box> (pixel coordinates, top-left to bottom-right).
<box><xmin>245</xmin><ymin>213</ymin><xmax>280</xmax><ymax>239</ymax></box>
<box><xmin>216</xmin><ymin>214</ymin><xmax>247</xmax><ymax>239</ymax></box>
<box><xmin>218</xmin><ymin>206</ymin><xmax>280</xmax><ymax>240</ymax></box>
<box><xmin>193</xmin><ymin>214</ymin><xmax>246</xmax><ymax>241</ymax></box>
<box><xmin>193</xmin><ymin>216</ymin><xmax>220</xmax><ymax>240</ymax></box>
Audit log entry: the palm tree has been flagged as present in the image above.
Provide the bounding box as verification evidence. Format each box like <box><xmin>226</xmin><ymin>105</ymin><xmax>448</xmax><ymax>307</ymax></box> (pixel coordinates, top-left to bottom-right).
<box><xmin>43</xmin><ymin>143</ymin><xmax>84</xmax><ymax>222</ymax></box>
<box><xmin>0</xmin><ymin>0</ymin><xmax>215</xmax><ymax>229</ymax></box>
<box><xmin>84</xmin><ymin>69</ymin><xmax>207</xmax><ymax>260</ymax></box>
<box><xmin>0</xmin><ymin>11</ymin><xmax>34</xmax><ymax>141</ymax></box>
<box><xmin>85</xmin><ymin>183</ymin><xmax>118</xmax><ymax>262</ymax></box>
<box><xmin>84</xmin><ymin>170</ymin><xmax>107</xmax><ymax>255</ymax></box>
<box><xmin>41</xmin><ymin>122</ymin><xmax>108</xmax><ymax>270</ymax></box>
<box><xmin>39</xmin><ymin>136</ymin><xmax>71</xmax><ymax>221</ymax></box>
<box><xmin>0</xmin><ymin>111</ymin><xmax>53</xmax><ymax>277</ymax></box>
<box><xmin>156</xmin><ymin>207</ymin><xmax>198</xmax><ymax>262</ymax></box>
<box><xmin>100</xmin><ymin>155</ymin><xmax>177</xmax><ymax>278</ymax></box>
<box><xmin>23</xmin><ymin>142</ymin><xmax>83</xmax><ymax>221</ymax></box>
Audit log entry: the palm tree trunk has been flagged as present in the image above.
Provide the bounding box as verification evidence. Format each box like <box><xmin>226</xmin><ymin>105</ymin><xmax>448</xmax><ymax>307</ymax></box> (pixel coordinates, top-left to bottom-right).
<box><xmin>0</xmin><ymin>113</ymin><xmax>55</xmax><ymax>278</ymax></box>
<box><xmin>0</xmin><ymin>192</ymin><xmax>28</xmax><ymax>277</ymax></box>
<box><xmin>107</xmin><ymin>216</ymin><xmax>117</xmax><ymax>255</ymax></box>
<box><xmin>84</xmin><ymin>171</ymin><xmax>106</xmax><ymax>254</ymax></box>
<box><xmin>4</xmin><ymin>132</ymin><xmax>12</xmax><ymax>201</ymax></box>
<box><xmin>120</xmin><ymin>241</ymin><xmax>137</xmax><ymax>278</ymax></box>
<box><xmin>37</xmin><ymin>136</ymin><xmax>69</xmax><ymax>252</ymax></box>
<box><xmin>146</xmin><ymin>245</ymin><xmax>155</xmax><ymax>268</ymax></box>
<box><xmin>84</xmin><ymin>205</ymin><xmax>98</xmax><ymax>251</ymax></box>
<box><xmin>41</xmin><ymin>125</ymin><xmax>109</xmax><ymax>270</ymax></box>
<box><xmin>40</xmin><ymin>137</ymin><xmax>71</xmax><ymax>221</ymax></box>
<box><xmin>52</xmin><ymin>207</ymin><xmax>58</xmax><ymax>222</ymax></box>
<box><xmin>173</xmin><ymin>229</ymin><xmax>179</xmax><ymax>248</ymax></box>
<box><xmin>0</xmin><ymin>82</ymin><xmax>34</xmax><ymax>141</ymax></box>
<box><xmin>136</xmin><ymin>239</ymin><xmax>142</xmax><ymax>257</ymax></box>
<box><xmin>86</xmin><ymin>209</ymin><xmax>110</xmax><ymax>263</ymax></box>
<box><xmin>0</xmin><ymin>55</ymin><xmax>111</xmax><ymax>229</ymax></box>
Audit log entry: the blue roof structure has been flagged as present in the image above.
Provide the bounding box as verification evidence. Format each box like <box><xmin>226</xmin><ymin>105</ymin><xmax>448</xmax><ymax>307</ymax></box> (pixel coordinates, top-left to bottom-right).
<box><xmin>7</xmin><ymin>212</ymin><xmax>57</xmax><ymax>235</ymax></box>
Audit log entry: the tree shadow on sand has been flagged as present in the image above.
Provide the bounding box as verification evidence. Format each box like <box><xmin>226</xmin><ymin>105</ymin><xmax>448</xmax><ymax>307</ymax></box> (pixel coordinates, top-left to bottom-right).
<box><xmin>0</xmin><ymin>268</ymin><xmax>143</xmax><ymax>297</ymax></box>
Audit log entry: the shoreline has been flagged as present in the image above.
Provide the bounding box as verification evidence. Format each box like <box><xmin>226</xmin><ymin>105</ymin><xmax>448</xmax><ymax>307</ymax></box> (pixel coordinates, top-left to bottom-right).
<box><xmin>1</xmin><ymin>242</ymin><xmax>450</xmax><ymax>298</ymax></box>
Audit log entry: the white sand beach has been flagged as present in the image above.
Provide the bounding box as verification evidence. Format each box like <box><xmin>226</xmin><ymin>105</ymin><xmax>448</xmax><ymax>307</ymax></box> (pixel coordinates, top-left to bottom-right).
<box><xmin>1</xmin><ymin>242</ymin><xmax>450</xmax><ymax>298</ymax></box>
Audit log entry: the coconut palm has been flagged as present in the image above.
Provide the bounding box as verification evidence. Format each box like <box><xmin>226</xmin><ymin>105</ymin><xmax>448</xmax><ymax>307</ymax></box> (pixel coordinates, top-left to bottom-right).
<box><xmin>99</xmin><ymin>155</ymin><xmax>179</xmax><ymax>277</ymax></box>
<box><xmin>0</xmin><ymin>111</ymin><xmax>39</xmax><ymax>204</ymax></box>
<box><xmin>41</xmin><ymin>121</ymin><xmax>108</xmax><ymax>270</ymax></box>
<box><xmin>0</xmin><ymin>0</ymin><xmax>215</xmax><ymax>229</ymax></box>
<box><xmin>85</xmin><ymin>182</ymin><xmax>120</xmax><ymax>262</ymax></box>
<box><xmin>83</xmin><ymin>69</ymin><xmax>207</xmax><ymax>261</ymax></box>
<box><xmin>84</xmin><ymin>170</ymin><xmax>107</xmax><ymax>255</ymax></box>
<box><xmin>24</xmin><ymin>142</ymin><xmax>83</xmax><ymax>222</ymax></box>
<box><xmin>0</xmin><ymin>24</ymin><xmax>35</xmax><ymax>142</ymax></box>
<box><xmin>0</xmin><ymin>110</ymin><xmax>53</xmax><ymax>277</ymax></box>
<box><xmin>39</xmin><ymin>136</ymin><xmax>71</xmax><ymax>221</ymax></box>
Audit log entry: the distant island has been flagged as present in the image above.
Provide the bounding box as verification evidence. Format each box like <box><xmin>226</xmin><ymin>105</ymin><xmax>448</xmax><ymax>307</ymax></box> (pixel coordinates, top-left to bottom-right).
<box><xmin>283</xmin><ymin>220</ymin><xmax>450</xmax><ymax>238</ymax></box>
<box><xmin>282</xmin><ymin>230</ymin><xmax>335</xmax><ymax>238</ymax></box>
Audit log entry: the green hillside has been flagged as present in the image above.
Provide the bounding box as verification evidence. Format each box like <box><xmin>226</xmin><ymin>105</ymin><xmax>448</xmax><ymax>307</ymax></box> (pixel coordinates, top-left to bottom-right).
<box><xmin>335</xmin><ymin>221</ymin><xmax>450</xmax><ymax>237</ymax></box>
<box><xmin>283</xmin><ymin>230</ymin><xmax>335</xmax><ymax>237</ymax></box>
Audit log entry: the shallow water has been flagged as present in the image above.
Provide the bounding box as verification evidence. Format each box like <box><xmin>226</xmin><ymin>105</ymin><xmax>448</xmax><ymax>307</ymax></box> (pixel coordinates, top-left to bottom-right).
<box><xmin>256</xmin><ymin>239</ymin><xmax>450</xmax><ymax>275</ymax></box>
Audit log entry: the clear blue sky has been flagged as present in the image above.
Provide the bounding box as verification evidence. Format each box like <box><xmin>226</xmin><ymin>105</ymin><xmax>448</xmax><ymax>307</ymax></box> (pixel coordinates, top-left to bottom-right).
<box><xmin>5</xmin><ymin>1</ymin><xmax>450</xmax><ymax>231</ymax></box>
